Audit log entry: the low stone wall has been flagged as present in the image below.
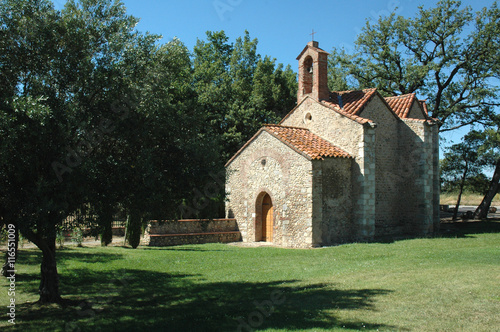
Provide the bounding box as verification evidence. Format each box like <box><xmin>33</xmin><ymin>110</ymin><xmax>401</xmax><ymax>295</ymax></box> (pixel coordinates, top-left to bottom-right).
<box><xmin>149</xmin><ymin>231</ymin><xmax>241</xmax><ymax>247</ymax></box>
<box><xmin>148</xmin><ymin>219</ymin><xmax>238</xmax><ymax>234</ymax></box>
<box><xmin>146</xmin><ymin>218</ymin><xmax>241</xmax><ymax>247</ymax></box>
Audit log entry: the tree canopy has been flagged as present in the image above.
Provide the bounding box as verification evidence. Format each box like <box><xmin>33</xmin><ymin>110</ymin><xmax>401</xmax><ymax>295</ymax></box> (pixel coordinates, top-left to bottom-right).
<box><xmin>328</xmin><ymin>0</ymin><xmax>500</xmax><ymax>133</ymax></box>
<box><xmin>440</xmin><ymin>131</ymin><xmax>493</xmax><ymax>219</ymax></box>
<box><xmin>327</xmin><ymin>0</ymin><xmax>500</xmax><ymax>217</ymax></box>
<box><xmin>0</xmin><ymin>0</ymin><xmax>296</xmax><ymax>303</ymax></box>
<box><xmin>193</xmin><ymin>30</ymin><xmax>296</xmax><ymax>160</ymax></box>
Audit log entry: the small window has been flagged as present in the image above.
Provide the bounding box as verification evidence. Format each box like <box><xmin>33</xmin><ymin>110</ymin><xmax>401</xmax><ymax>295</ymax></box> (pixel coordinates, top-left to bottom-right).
<box><xmin>302</xmin><ymin>56</ymin><xmax>313</xmax><ymax>95</ymax></box>
<box><xmin>304</xmin><ymin>112</ymin><xmax>312</xmax><ymax>124</ymax></box>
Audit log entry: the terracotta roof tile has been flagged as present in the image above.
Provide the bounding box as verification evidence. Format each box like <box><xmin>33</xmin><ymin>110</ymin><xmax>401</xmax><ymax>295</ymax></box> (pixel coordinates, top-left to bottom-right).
<box><xmin>419</xmin><ymin>100</ymin><xmax>430</xmax><ymax>117</ymax></box>
<box><xmin>319</xmin><ymin>100</ymin><xmax>374</xmax><ymax>125</ymax></box>
<box><xmin>384</xmin><ymin>93</ymin><xmax>432</xmax><ymax>120</ymax></box>
<box><xmin>296</xmin><ymin>42</ymin><xmax>329</xmax><ymax>60</ymax></box>
<box><xmin>263</xmin><ymin>125</ymin><xmax>352</xmax><ymax>160</ymax></box>
<box><xmin>385</xmin><ymin>93</ymin><xmax>416</xmax><ymax>118</ymax></box>
<box><xmin>323</xmin><ymin>88</ymin><xmax>378</xmax><ymax>116</ymax></box>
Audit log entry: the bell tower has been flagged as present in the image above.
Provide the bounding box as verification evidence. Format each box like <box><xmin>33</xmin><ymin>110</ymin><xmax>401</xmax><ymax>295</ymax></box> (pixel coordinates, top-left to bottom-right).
<box><xmin>297</xmin><ymin>41</ymin><xmax>330</xmax><ymax>103</ymax></box>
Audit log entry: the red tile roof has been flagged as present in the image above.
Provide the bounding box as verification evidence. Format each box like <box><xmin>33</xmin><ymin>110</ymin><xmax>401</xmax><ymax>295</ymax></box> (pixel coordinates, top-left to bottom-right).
<box><xmin>263</xmin><ymin>125</ymin><xmax>352</xmax><ymax>160</ymax></box>
<box><xmin>385</xmin><ymin>93</ymin><xmax>415</xmax><ymax>118</ymax></box>
<box><xmin>384</xmin><ymin>93</ymin><xmax>432</xmax><ymax>120</ymax></box>
<box><xmin>319</xmin><ymin>88</ymin><xmax>380</xmax><ymax>125</ymax></box>
<box><xmin>419</xmin><ymin>100</ymin><xmax>430</xmax><ymax>117</ymax></box>
<box><xmin>385</xmin><ymin>93</ymin><xmax>431</xmax><ymax>120</ymax></box>
<box><xmin>324</xmin><ymin>88</ymin><xmax>378</xmax><ymax>115</ymax></box>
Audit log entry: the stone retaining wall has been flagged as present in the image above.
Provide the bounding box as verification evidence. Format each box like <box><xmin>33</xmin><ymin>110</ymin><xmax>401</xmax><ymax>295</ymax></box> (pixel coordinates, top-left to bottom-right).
<box><xmin>145</xmin><ymin>218</ymin><xmax>241</xmax><ymax>247</ymax></box>
<box><xmin>149</xmin><ymin>232</ymin><xmax>241</xmax><ymax>247</ymax></box>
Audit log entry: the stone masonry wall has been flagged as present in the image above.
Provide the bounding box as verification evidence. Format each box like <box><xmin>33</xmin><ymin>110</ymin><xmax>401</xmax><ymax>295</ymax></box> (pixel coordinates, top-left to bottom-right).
<box><xmin>281</xmin><ymin>97</ymin><xmax>364</xmax><ymax>157</ymax></box>
<box><xmin>408</xmin><ymin>102</ymin><xmax>426</xmax><ymax>120</ymax></box>
<box><xmin>355</xmin><ymin>126</ymin><xmax>376</xmax><ymax>240</ymax></box>
<box><xmin>149</xmin><ymin>232</ymin><xmax>241</xmax><ymax>247</ymax></box>
<box><xmin>226</xmin><ymin>130</ymin><xmax>314</xmax><ymax>248</ymax></box>
<box><xmin>148</xmin><ymin>219</ymin><xmax>238</xmax><ymax>235</ymax></box>
<box><xmin>313</xmin><ymin>158</ymin><xmax>354</xmax><ymax>245</ymax></box>
<box><xmin>399</xmin><ymin>102</ymin><xmax>440</xmax><ymax>235</ymax></box>
<box><xmin>281</xmin><ymin>97</ymin><xmax>380</xmax><ymax>241</ymax></box>
<box><xmin>421</xmin><ymin>121</ymin><xmax>440</xmax><ymax>234</ymax></box>
<box><xmin>280</xmin><ymin>97</ymin><xmax>374</xmax><ymax>241</ymax></box>
<box><xmin>146</xmin><ymin>219</ymin><xmax>240</xmax><ymax>247</ymax></box>
<box><xmin>397</xmin><ymin>119</ymin><xmax>436</xmax><ymax>235</ymax></box>
<box><xmin>431</xmin><ymin>124</ymin><xmax>440</xmax><ymax>231</ymax></box>
<box><xmin>360</xmin><ymin>96</ymin><xmax>402</xmax><ymax>237</ymax></box>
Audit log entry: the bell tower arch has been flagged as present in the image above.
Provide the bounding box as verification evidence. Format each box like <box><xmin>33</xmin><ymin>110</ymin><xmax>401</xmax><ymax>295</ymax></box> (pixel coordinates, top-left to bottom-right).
<box><xmin>297</xmin><ymin>41</ymin><xmax>330</xmax><ymax>103</ymax></box>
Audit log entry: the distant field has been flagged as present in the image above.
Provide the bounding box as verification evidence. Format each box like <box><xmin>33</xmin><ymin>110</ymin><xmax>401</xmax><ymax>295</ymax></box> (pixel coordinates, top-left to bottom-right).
<box><xmin>1</xmin><ymin>221</ymin><xmax>499</xmax><ymax>331</ymax></box>
<box><xmin>440</xmin><ymin>192</ymin><xmax>500</xmax><ymax>206</ymax></box>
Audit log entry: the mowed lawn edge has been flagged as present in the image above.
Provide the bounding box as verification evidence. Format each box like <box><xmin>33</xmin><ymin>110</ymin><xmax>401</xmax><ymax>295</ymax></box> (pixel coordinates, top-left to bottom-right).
<box><xmin>1</xmin><ymin>222</ymin><xmax>499</xmax><ymax>331</ymax></box>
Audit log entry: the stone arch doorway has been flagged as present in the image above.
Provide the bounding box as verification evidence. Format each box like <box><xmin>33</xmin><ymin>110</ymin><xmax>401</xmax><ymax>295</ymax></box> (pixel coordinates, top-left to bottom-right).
<box><xmin>261</xmin><ymin>193</ymin><xmax>273</xmax><ymax>242</ymax></box>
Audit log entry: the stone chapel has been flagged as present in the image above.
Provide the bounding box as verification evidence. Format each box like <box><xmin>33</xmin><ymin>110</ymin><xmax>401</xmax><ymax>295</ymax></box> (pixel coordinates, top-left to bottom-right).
<box><xmin>225</xmin><ymin>41</ymin><xmax>440</xmax><ymax>248</ymax></box>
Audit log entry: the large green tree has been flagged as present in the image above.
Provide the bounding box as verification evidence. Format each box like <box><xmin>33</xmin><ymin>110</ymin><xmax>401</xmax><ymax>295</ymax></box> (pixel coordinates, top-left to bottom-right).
<box><xmin>193</xmin><ymin>30</ymin><xmax>297</xmax><ymax>160</ymax></box>
<box><xmin>1</xmin><ymin>0</ymin><xmax>85</xmax><ymax>303</ymax></box>
<box><xmin>474</xmin><ymin>123</ymin><xmax>500</xmax><ymax>218</ymax></box>
<box><xmin>328</xmin><ymin>0</ymin><xmax>500</xmax><ymax>217</ymax></box>
<box><xmin>0</xmin><ymin>0</ymin><xmax>297</xmax><ymax>304</ymax></box>
<box><xmin>441</xmin><ymin>131</ymin><xmax>491</xmax><ymax>220</ymax></box>
<box><xmin>118</xmin><ymin>38</ymin><xmax>224</xmax><ymax>246</ymax></box>
<box><xmin>0</xmin><ymin>0</ymin><xmax>164</xmax><ymax>302</ymax></box>
<box><xmin>328</xmin><ymin>0</ymin><xmax>500</xmax><ymax>133</ymax></box>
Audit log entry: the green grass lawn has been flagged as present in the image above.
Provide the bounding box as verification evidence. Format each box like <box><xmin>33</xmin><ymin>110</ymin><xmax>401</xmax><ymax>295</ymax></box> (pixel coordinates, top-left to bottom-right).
<box><xmin>1</xmin><ymin>222</ymin><xmax>499</xmax><ymax>332</ymax></box>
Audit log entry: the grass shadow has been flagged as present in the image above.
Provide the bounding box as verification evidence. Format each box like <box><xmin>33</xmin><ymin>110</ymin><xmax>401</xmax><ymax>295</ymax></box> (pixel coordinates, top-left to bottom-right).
<box><xmin>4</xmin><ymin>249</ymin><xmax>128</xmax><ymax>299</ymax></box>
<box><xmin>10</xmin><ymin>266</ymin><xmax>399</xmax><ymax>331</ymax></box>
<box><xmin>6</xmin><ymin>247</ymin><xmax>125</xmax><ymax>267</ymax></box>
<box><xmin>141</xmin><ymin>246</ymin><xmax>227</xmax><ymax>252</ymax></box>
<box><xmin>370</xmin><ymin>219</ymin><xmax>500</xmax><ymax>244</ymax></box>
<box><xmin>437</xmin><ymin>219</ymin><xmax>500</xmax><ymax>238</ymax></box>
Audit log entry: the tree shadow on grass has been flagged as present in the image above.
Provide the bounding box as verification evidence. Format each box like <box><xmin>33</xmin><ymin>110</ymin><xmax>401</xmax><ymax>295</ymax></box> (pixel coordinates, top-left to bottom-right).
<box><xmin>4</xmin><ymin>249</ymin><xmax>130</xmax><ymax>308</ymax></box>
<box><xmin>141</xmin><ymin>246</ymin><xmax>228</xmax><ymax>252</ymax></box>
<box><xmin>11</xmin><ymin>267</ymin><xmax>400</xmax><ymax>332</ymax></box>
<box><xmin>437</xmin><ymin>219</ymin><xmax>500</xmax><ymax>238</ymax></box>
<box><xmin>370</xmin><ymin>219</ymin><xmax>500</xmax><ymax>244</ymax></box>
<box><xmin>11</xmin><ymin>247</ymin><xmax>125</xmax><ymax>267</ymax></box>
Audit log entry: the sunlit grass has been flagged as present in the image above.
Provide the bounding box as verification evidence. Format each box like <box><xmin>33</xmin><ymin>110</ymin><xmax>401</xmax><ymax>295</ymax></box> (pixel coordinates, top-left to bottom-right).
<box><xmin>0</xmin><ymin>221</ymin><xmax>499</xmax><ymax>331</ymax></box>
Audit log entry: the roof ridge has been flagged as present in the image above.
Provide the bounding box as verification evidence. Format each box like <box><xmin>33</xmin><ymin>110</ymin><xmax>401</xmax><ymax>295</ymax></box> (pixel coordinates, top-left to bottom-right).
<box><xmin>264</xmin><ymin>124</ymin><xmax>309</xmax><ymax>130</ymax></box>
<box><xmin>320</xmin><ymin>101</ymin><xmax>374</xmax><ymax>125</ymax></box>
<box><xmin>322</xmin><ymin>100</ymin><xmax>373</xmax><ymax>124</ymax></box>
<box><xmin>385</xmin><ymin>92</ymin><xmax>416</xmax><ymax>100</ymax></box>
<box><xmin>296</xmin><ymin>43</ymin><xmax>329</xmax><ymax>60</ymax></box>
<box><xmin>322</xmin><ymin>88</ymin><xmax>379</xmax><ymax>123</ymax></box>
<box><xmin>384</xmin><ymin>92</ymin><xmax>431</xmax><ymax>119</ymax></box>
<box><xmin>330</xmin><ymin>87</ymin><xmax>377</xmax><ymax>95</ymax></box>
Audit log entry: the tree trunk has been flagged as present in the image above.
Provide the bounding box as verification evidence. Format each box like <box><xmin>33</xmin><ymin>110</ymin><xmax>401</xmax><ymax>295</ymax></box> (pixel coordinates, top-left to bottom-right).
<box><xmin>1</xmin><ymin>222</ymin><xmax>18</xmax><ymax>277</ymax></box>
<box><xmin>475</xmin><ymin>157</ymin><xmax>500</xmax><ymax>219</ymax></box>
<box><xmin>99</xmin><ymin>206</ymin><xmax>114</xmax><ymax>247</ymax></box>
<box><xmin>453</xmin><ymin>162</ymin><xmax>468</xmax><ymax>221</ymax></box>
<box><xmin>24</xmin><ymin>226</ymin><xmax>63</xmax><ymax>304</ymax></box>
<box><xmin>38</xmin><ymin>238</ymin><xmax>62</xmax><ymax>304</ymax></box>
<box><xmin>126</xmin><ymin>209</ymin><xmax>143</xmax><ymax>249</ymax></box>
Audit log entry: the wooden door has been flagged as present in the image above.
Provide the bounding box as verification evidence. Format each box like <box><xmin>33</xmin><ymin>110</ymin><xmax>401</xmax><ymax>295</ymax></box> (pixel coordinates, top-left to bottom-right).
<box><xmin>262</xmin><ymin>194</ymin><xmax>273</xmax><ymax>242</ymax></box>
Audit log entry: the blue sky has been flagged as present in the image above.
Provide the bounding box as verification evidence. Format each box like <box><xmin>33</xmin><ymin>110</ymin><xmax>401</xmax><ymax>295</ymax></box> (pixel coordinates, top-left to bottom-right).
<box><xmin>52</xmin><ymin>0</ymin><xmax>496</xmax><ymax>151</ymax></box>
<box><xmin>51</xmin><ymin>0</ymin><xmax>494</xmax><ymax>69</ymax></box>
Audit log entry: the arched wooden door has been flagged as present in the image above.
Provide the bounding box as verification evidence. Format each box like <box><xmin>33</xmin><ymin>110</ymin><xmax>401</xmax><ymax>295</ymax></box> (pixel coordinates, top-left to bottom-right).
<box><xmin>261</xmin><ymin>194</ymin><xmax>273</xmax><ymax>242</ymax></box>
